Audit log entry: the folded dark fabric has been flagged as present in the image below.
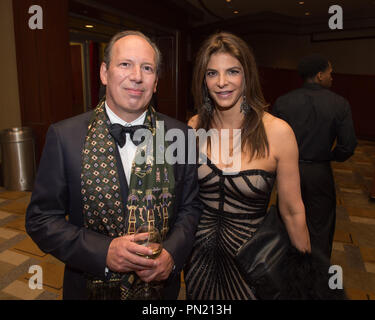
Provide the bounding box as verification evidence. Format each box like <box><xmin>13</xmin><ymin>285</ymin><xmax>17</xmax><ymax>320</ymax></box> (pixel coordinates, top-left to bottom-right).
<box><xmin>266</xmin><ymin>246</ymin><xmax>346</xmax><ymax>300</ymax></box>
<box><xmin>235</xmin><ymin>205</ymin><xmax>346</xmax><ymax>300</ymax></box>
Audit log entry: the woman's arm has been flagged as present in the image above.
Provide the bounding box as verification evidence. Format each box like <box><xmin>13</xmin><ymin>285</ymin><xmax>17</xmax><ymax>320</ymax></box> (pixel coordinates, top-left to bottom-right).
<box><xmin>272</xmin><ymin>118</ymin><xmax>311</xmax><ymax>253</ymax></box>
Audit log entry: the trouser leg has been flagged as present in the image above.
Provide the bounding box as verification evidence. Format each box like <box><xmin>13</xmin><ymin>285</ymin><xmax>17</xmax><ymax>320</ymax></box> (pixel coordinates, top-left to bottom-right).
<box><xmin>299</xmin><ymin>163</ymin><xmax>336</xmax><ymax>260</ymax></box>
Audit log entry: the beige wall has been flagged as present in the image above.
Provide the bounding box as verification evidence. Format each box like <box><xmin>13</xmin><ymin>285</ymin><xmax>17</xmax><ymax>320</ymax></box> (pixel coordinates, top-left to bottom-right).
<box><xmin>246</xmin><ymin>33</ymin><xmax>375</xmax><ymax>75</ymax></box>
<box><xmin>0</xmin><ymin>0</ymin><xmax>21</xmax><ymax>131</ymax></box>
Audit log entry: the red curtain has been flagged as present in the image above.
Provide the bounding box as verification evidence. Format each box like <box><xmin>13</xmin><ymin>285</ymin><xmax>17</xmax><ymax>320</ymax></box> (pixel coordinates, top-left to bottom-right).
<box><xmin>89</xmin><ymin>41</ymin><xmax>100</xmax><ymax>108</ymax></box>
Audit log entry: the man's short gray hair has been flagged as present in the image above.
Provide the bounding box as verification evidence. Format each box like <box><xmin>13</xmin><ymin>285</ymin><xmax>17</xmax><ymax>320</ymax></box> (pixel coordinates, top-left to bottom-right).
<box><xmin>103</xmin><ymin>30</ymin><xmax>162</xmax><ymax>76</ymax></box>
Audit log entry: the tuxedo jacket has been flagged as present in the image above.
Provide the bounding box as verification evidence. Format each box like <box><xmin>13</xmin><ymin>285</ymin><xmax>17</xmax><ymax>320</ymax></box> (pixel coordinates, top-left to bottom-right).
<box><xmin>25</xmin><ymin>111</ymin><xmax>202</xmax><ymax>300</ymax></box>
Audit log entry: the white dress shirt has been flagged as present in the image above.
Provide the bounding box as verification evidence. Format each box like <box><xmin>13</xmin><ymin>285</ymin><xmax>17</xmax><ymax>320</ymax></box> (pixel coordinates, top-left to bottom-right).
<box><xmin>105</xmin><ymin>103</ymin><xmax>147</xmax><ymax>185</ymax></box>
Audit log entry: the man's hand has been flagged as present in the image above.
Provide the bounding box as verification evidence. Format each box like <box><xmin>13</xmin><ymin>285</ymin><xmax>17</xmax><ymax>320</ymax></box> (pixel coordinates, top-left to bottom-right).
<box><xmin>106</xmin><ymin>235</ymin><xmax>156</xmax><ymax>273</ymax></box>
<box><xmin>135</xmin><ymin>249</ymin><xmax>174</xmax><ymax>282</ymax></box>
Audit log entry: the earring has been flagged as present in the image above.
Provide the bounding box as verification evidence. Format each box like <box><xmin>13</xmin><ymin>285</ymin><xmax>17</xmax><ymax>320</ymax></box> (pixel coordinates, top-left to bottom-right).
<box><xmin>203</xmin><ymin>95</ymin><xmax>214</xmax><ymax>114</ymax></box>
<box><xmin>202</xmin><ymin>86</ymin><xmax>214</xmax><ymax>114</ymax></box>
<box><xmin>240</xmin><ymin>95</ymin><xmax>251</xmax><ymax>114</ymax></box>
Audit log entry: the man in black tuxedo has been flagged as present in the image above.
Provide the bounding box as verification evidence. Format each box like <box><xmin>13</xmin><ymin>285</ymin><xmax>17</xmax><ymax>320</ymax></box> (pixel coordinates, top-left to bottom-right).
<box><xmin>25</xmin><ymin>30</ymin><xmax>202</xmax><ymax>300</ymax></box>
<box><xmin>273</xmin><ymin>54</ymin><xmax>357</xmax><ymax>260</ymax></box>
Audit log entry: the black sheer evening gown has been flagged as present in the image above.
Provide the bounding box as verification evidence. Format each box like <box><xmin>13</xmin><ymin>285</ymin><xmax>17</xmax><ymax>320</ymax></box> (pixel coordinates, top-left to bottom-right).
<box><xmin>184</xmin><ymin>159</ymin><xmax>276</xmax><ymax>300</ymax></box>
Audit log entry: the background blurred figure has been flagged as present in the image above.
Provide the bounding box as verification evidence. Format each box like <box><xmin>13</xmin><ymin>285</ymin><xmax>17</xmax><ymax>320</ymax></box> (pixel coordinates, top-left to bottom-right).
<box><xmin>273</xmin><ymin>54</ymin><xmax>357</xmax><ymax>260</ymax></box>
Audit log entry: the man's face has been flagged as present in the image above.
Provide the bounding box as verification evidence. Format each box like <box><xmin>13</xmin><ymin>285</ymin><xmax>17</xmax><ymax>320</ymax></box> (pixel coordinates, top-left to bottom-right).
<box><xmin>318</xmin><ymin>62</ymin><xmax>333</xmax><ymax>88</ymax></box>
<box><xmin>100</xmin><ymin>35</ymin><xmax>158</xmax><ymax>121</ymax></box>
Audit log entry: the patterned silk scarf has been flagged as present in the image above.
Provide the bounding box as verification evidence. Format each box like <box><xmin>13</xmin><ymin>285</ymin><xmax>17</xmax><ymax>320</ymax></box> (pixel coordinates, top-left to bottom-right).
<box><xmin>81</xmin><ymin>99</ymin><xmax>175</xmax><ymax>299</ymax></box>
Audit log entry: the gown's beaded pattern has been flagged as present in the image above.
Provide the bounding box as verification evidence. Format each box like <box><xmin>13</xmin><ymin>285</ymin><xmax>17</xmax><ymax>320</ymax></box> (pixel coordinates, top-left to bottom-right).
<box><xmin>185</xmin><ymin>160</ymin><xmax>276</xmax><ymax>300</ymax></box>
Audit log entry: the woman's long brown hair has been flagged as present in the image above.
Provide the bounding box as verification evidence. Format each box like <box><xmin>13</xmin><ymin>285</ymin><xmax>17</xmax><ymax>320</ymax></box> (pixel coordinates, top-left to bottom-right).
<box><xmin>192</xmin><ymin>32</ymin><xmax>269</xmax><ymax>160</ymax></box>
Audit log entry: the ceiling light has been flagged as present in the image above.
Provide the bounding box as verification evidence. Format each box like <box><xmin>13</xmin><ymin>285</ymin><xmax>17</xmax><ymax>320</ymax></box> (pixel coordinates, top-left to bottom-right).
<box><xmin>85</xmin><ymin>24</ymin><xmax>94</xmax><ymax>28</ymax></box>
<box><xmin>299</xmin><ymin>1</ymin><xmax>304</xmax><ymax>4</ymax></box>
<box><xmin>226</xmin><ymin>0</ymin><xmax>231</xmax><ymax>2</ymax></box>
<box><xmin>234</xmin><ymin>10</ymin><xmax>239</xmax><ymax>14</ymax></box>
<box><xmin>305</xmin><ymin>12</ymin><xmax>310</xmax><ymax>16</ymax></box>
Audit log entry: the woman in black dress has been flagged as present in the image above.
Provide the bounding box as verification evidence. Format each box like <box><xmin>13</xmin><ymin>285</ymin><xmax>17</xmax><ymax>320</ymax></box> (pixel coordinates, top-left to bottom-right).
<box><xmin>184</xmin><ymin>32</ymin><xmax>311</xmax><ymax>300</ymax></box>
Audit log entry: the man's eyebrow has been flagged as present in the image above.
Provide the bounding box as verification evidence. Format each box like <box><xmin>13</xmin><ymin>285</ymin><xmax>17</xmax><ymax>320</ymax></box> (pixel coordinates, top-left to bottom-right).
<box><xmin>117</xmin><ymin>58</ymin><xmax>133</xmax><ymax>63</ymax></box>
<box><xmin>142</xmin><ymin>62</ymin><xmax>155</xmax><ymax>66</ymax></box>
<box><xmin>117</xmin><ymin>58</ymin><xmax>155</xmax><ymax>66</ymax></box>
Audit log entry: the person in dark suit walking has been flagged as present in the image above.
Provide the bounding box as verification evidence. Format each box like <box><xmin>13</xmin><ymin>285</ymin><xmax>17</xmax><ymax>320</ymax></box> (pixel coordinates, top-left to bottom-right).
<box><xmin>272</xmin><ymin>54</ymin><xmax>357</xmax><ymax>260</ymax></box>
<box><xmin>25</xmin><ymin>30</ymin><xmax>202</xmax><ymax>300</ymax></box>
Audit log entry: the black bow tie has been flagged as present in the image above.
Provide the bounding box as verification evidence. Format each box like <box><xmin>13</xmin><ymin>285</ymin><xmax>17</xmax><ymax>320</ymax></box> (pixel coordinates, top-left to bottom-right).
<box><xmin>109</xmin><ymin>123</ymin><xmax>148</xmax><ymax>147</ymax></box>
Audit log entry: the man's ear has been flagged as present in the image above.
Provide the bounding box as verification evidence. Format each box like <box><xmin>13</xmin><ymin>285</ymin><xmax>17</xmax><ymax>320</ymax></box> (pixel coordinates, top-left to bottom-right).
<box><xmin>316</xmin><ymin>71</ymin><xmax>324</xmax><ymax>82</ymax></box>
<box><xmin>100</xmin><ymin>62</ymin><xmax>108</xmax><ymax>85</ymax></box>
<box><xmin>153</xmin><ymin>77</ymin><xmax>158</xmax><ymax>93</ymax></box>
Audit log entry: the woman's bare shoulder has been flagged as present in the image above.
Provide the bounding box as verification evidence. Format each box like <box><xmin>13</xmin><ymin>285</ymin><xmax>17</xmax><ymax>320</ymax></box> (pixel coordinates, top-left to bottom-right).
<box><xmin>188</xmin><ymin>114</ymin><xmax>199</xmax><ymax>129</ymax></box>
<box><xmin>263</xmin><ymin>112</ymin><xmax>293</xmax><ymax>135</ymax></box>
<box><xmin>263</xmin><ymin>112</ymin><xmax>296</xmax><ymax>144</ymax></box>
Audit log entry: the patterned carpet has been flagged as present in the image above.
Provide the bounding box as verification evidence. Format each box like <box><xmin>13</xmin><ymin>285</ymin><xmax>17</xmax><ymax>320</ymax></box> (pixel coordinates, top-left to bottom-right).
<box><xmin>0</xmin><ymin>191</ymin><xmax>63</xmax><ymax>299</ymax></box>
<box><xmin>0</xmin><ymin>139</ymin><xmax>374</xmax><ymax>300</ymax></box>
<box><xmin>329</xmin><ymin>139</ymin><xmax>375</xmax><ymax>300</ymax></box>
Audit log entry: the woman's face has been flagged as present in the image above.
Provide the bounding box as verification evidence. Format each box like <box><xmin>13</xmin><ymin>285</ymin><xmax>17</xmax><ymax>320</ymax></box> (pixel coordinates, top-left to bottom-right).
<box><xmin>205</xmin><ymin>52</ymin><xmax>245</xmax><ymax>110</ymax></box>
